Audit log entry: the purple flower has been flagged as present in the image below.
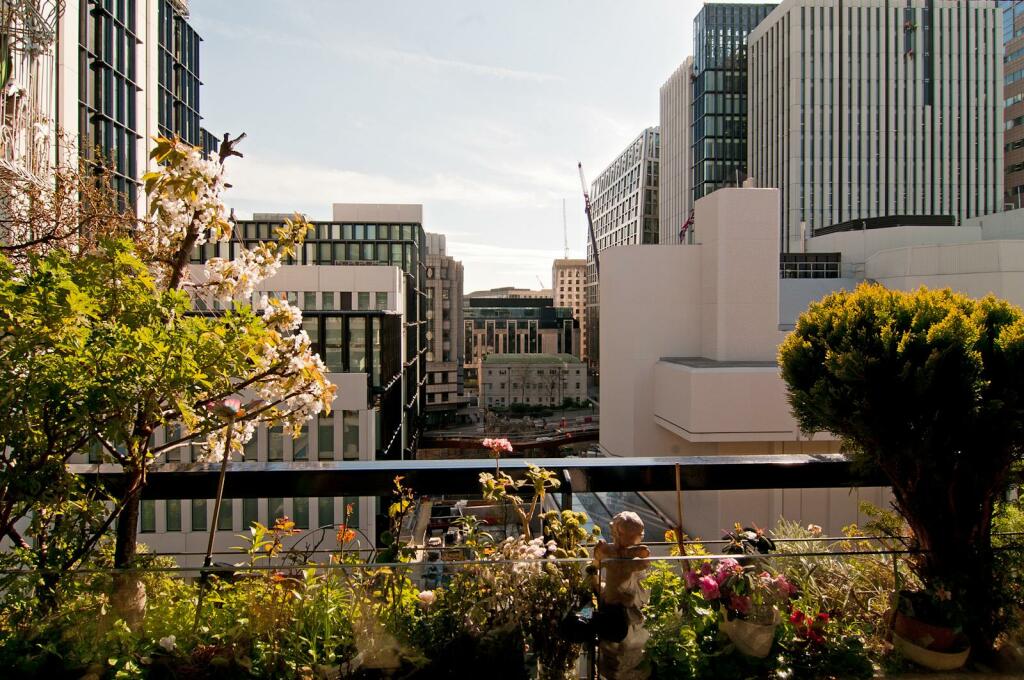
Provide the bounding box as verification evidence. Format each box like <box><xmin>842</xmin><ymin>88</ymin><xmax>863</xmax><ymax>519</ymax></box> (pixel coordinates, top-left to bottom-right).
<box><xmin>684</xmin><ymin>569</ymin><xmax>700</xmax><ymax>589</ymax></box>
<box><xmin>698</xmin><ymin>575</ymin><xmax>721</xmax><ymax>600</ymax></box>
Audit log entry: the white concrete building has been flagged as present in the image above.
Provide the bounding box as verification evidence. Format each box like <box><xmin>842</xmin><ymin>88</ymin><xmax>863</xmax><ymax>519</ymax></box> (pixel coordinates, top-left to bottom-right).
<box><xmin>84</xmin><ymin>204</ymin><xmax>431</xmax><ymax>566</ymax></box>
<box><xmin>552</xmin><ymin>258</ymin><xmax>586</xmax><ymax>358</ymax></box>
<box><xmin>748</xmin><ymin>0</ymin><xmax>1004</xmax><ymax>252</ymax></box>
<box><xmin>659</xmin><ymin>57</ymin><xmax>694</xmax><ymax>245</ymax></box>
<box><xmin>479</xmin><ymin>354</ymin><xmax>587</xmax><ymax>410</ymax></box>
<box><xmin>601</xmin><ymin>186</ymin><xmax>1024</xmax><ymax>540</ymax></box>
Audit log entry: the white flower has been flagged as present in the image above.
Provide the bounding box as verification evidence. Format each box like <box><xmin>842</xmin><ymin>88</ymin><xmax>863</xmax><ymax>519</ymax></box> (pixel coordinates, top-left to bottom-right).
<box><xmin>158</xmin><ymin>635</ymin><xmax>176</xmax><ymax>652</ymax></box>
<box><xmin>418</xmin><ymin>590</ymin><xmax>436</xmax><ymax>606</ymax></box>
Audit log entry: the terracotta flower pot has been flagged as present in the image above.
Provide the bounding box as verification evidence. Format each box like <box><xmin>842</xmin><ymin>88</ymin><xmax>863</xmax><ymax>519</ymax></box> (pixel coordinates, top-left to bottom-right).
<box><xmin>893</xmin><ymin>611</ymin><xmax>958</xmax><ymax>652</ymax></box>
<box><xmin>892</xmin><ymin>631</ymin><xmax>970</xmax><ymax>671</ymax></box>
<box><xmin>720</xmin><ymin>607</ymin><xmax>779</xmax><ymax>658</ymax></box>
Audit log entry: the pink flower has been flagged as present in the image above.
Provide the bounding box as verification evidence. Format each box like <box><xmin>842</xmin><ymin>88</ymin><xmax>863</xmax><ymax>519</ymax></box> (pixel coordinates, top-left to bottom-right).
<box><xmin>698</xmin><ymin>575</ymin><xmax>721</xmax><ymax>600</ymax></box>
<box><xmin>774</xmin><ymin>574</ymin><xmax>797</xmax><ymax>597</ymax></box>
<box><xmin>700</xmin><ymin>561</ymin><xmax>714</xmax><ymax>576</ymax></box>
<box><xmin>482</xmin><ymin>438</ymin><xmax>513</xmax><ymax>454</ymax></box>
<box><xmin>684</xmin><ymin>569</ymin><xmax>700</xmax><ymax>589</ymax></box>
<box><xmin>715</xmin><ymin>558</ymin><xmax>741</xmax><ymax>585</ymax></box>
<box><xmin>729</xmin><ymin>594</ymin><xmax>752</xmax><ymax>615</ymax></box>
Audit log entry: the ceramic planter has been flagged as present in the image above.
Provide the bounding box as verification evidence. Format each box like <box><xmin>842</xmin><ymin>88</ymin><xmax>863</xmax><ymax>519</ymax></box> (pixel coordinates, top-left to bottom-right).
<box><xmin>720</xmin><ymin>607</ymin><xmax>780</xmax><ymax>658</ymax></box>
<box><xmin>893</xmin><ymin>610</ymin><xmax>959</xmax><ymax>651</ymax></box>
<box><xmin>891</xmin><ymin>631</ymin><xmax>970</xmax><ymax>671</ymax></box>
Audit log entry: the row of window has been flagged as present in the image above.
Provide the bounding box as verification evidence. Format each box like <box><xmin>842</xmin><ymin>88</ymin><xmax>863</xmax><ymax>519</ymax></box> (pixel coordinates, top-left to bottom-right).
<box><xmin>240</xmin><ymin>222</ymin><xmax>420</xmax><ymax>243</ymax></box>
<box><xmin>90</xmin><ymin>413</ymin><xmax>362</xmax><ymax>464</ymax></box>
<box><xmin>483</xmin><ymin>395</ymin><xmax>581</xmax><ymax>406</ymax></box>
<box><xmin>139</xmin><ymin>496</ymin><xmax>361</xmax><ymax>533</ymax></box>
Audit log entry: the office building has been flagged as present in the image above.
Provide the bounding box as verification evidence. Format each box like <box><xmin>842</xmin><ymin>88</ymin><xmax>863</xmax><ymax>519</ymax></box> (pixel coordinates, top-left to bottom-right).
<box><xmin>693</xmin><ymin>4</ymin><xmax>774</xmax><ymax>203</ymax></box>
<box><xmin>465</xmin><ymin>286</ymin><xmax>552</xmax><ymax>300</ymax></box>
<box><xmin>659</xmin><ymin>57</ymin><xmax>695</xmax><ymax>245</ymax></box>
<box><xmin>424</xmin><ymin>232</ymin><xmax>465</xmax><ymax>427</ymax></box>
<box><xmin>551</xmin><ymin>258</ymin><xmax>586</xmax><ymax>358</ymax></box>
<box><xmin>749</xmin><ymin>0</ymin><xmax>1004</xmax><ymax>253</ymax></box>
<box><xmin>1004</xmin><ymin>1</ymin><xmax>1024</xmax><ymax>208</ymax></box>
<box><xmin>585</xmin><ymin>127</ymin><xmax>659</xmax><ymax>371</ymax></box>
<box><xmin>478</xmin><ymin>354</ymin><xmax>586</xmax><ymax>410</ymax></box>
<box><xmin>0</xmin><ymin>1</ymin><xmax>221</xmax><ymax>207</ymax></box>
<box><xmin>463</xmin><ymin>296</ymin><xmax>579</xmax><ymax>400</ymax></box>
<box><xmin>125</xmin><ymin>203</ymin><xmax>428</xmax><ymax>563</ymax></box>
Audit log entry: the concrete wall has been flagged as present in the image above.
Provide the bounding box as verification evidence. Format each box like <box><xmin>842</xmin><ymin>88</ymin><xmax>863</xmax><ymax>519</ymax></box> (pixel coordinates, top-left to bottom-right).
<box><xmin>807</xmin><ymin>226</ymin><xmax>983</xmax><ymax>278</ymax></box>
<box><xmin>600</xmin><ymin>187</ymin><xmax>885</xmax><ymax>539</ymax></box>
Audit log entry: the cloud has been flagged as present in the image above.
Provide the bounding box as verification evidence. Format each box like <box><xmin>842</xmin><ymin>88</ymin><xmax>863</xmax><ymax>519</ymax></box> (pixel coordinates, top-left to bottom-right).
<box><xmin>224</xmin><ymin>154</ymin><xmax>537</xmax><ymax>217</ymax></box>
<box><xmin>198</xmin><ymin>14</ymin><xmax>560</xmax><ymax>84</ymax></box>
<box><xmin>446</xmin><ymin>240</ymin><xmax>564</xmax><ymax>291</ymax></box>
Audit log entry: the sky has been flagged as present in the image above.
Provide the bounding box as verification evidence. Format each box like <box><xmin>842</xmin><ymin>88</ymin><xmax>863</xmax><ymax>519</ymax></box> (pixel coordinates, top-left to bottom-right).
<box><xmin>189</xmin><ymin>1</ymin><xmax>768</xmax><ymax>293</ymax></box>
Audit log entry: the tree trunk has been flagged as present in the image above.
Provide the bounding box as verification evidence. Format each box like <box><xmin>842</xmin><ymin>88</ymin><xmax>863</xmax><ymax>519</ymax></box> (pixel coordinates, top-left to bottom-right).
<box><xmin>111</xmin><ymin>466</ymin><xmax>147</xmax><ymax>630</ymax></box>
<box><xmin>113</xmin><ymin>467</ymin><xmax>143</xmax><ymax>569</ymax></box>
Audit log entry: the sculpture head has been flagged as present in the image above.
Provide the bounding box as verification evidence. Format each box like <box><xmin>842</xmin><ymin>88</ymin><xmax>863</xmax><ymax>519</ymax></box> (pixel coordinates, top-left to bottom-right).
<box><xmin>609</xmin><ymin>511</ymin><xmax>645</xmax><ymax>546</ymax></box>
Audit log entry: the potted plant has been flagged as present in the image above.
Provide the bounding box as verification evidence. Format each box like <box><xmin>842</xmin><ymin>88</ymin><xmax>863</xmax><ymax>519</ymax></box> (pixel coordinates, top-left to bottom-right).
<box><xmin>684</xmin><ymin>558</ymin><xmax>798</xmax><ymax>657</ymax></box>
<box><xmin>890</xmin><ymin>586</ymin><xmax>971</xmax><ymax>670</ymax></box>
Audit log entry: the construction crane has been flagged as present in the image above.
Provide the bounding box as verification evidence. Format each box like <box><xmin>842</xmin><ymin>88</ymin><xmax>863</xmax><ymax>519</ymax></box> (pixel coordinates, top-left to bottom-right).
<box><xmin>577</xmin><ymin>162</ymin><xmax>600</xmax><ymax>278</ymax></box>
<box><xmin>562</xmin><ymin>198</ymin><xmax>569</xmax><ymax>259</ymax></box>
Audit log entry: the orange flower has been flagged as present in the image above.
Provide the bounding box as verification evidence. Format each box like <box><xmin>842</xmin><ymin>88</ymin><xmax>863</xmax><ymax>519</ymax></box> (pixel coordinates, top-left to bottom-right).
<box><xmin>336</xmin><ymin>525</ymin><xmax>356</xmax><ymax>544</ymax></box>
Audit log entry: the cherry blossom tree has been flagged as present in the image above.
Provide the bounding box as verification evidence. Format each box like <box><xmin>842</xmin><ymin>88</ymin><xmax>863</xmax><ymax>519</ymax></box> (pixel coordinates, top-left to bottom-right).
<box><xmin>0</xmin><ymin>135</ymin><xmax>335</xmax><ymax>618</ymax></box>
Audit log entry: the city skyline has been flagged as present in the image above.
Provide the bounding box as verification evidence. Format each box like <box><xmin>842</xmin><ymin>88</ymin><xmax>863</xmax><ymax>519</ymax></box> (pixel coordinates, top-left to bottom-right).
<box><xmin>188</xmin><ymin>0</ymin><xmax>772</xmax><ymax>292</ymax></box>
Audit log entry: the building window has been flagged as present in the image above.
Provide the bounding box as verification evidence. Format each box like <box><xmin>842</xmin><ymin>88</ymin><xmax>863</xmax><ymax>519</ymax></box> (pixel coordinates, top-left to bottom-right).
<box><xmin>325</xmin><ymin>317</ymin><xmax>343</xmax><ymax>371</ymax></box>
<box><xmin>318</xmin><ymin>413</ymin><xmax>334</xmax><ymax>460</ymax></box>
<box><xmin>293</xmin><ymin>498</ymin><xmax>309</xmax><ymax>530</ymax></box>
<box><xmin>166</xmin><ymin>499</ymin><xmax>181</xmax><ymax>532</ymax></box>
<box><xmin>317</xmin><ymin>497</ymin><xmax>334</xmax><ymax>528</ymax></box>
<box><xmin>140</xmin><ymin>500</ymin><xmax>156</xmax><ymax>533</ymax></box>
<box><xmin>376</xmin><ymin>292</ymin><xmax>388</xmax><ymax>309</ymax></box>
<box><xmin>268</xmin><ymin>497</ymin><xmax>285</xmax><ymax>523</ymax></box>
<box><xmin>243</xmin><ymin>429</ymin><xmax>259</xmax><ymax>461</ymax></box>
<box><xmin>343</xmin><ymin>411</ymin><xmax>360</xmax><ymax>461</ymax></box>
<box><xmin>242</xmin><ymin>498</ymin><xmax>259</xmax><ymax>529</ymax></box>
<box><xmin>358</xmin><ymin>292</ymin><xmax>370</xmax><ymax>310</ymax></box>
<box><xmin>217</xmin><ymin>500</ymin><xmax>232</xmax><ymax>531</ymax></box>
<box><xmin>322</xmin><ymin>292</ymin><xmax>335</xmax><ymax>310</ymax></box>
<box><xmin>293</xmin><ymin>425</ymin><xmax>308</xmax><ymax>461</ymax></box>
<box><xmin>268</xmin><ymin>426</ymin><xmax>284</xmax><ymax>461</ymax></box>
<box><xmin>191</xmin><ymin>499</ymin><xmax>207</xmax><ymax>532</ymax></box>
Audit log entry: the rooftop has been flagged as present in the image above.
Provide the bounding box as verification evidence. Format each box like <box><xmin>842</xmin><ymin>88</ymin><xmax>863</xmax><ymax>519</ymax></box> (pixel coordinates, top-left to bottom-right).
<box><xmin>483</xmin><ymin>353</ymin><xmax>583</xmax><ymax>365</ymax></box>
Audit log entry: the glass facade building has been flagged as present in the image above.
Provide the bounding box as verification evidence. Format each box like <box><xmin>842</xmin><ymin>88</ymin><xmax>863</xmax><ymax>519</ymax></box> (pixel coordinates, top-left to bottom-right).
<box><xmin>584</xmin><ymin>127</ymin><xmax>659</xmax><ymax>372</ymax></box>
<box><xmin>77</xmin><ymin>0</ymin><xmax>218</xmax><ymax>209</ymax></box>
<box><xmin>78</xmin><ymin>0</ymin><xmax>142</xmax><ymax>201</ymax></box>
<box><xmin>692</xmin><ymin>3</ymin><xmax>775</xmax><ymax>201</ymax></box>
<box><xmin>196</xmin><ymin>218</ymin><xmax>428</xmax><ymax>460</ymax></box>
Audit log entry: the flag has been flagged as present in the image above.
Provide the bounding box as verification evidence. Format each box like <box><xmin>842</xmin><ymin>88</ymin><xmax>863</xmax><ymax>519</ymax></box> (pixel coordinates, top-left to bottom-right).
<box><xmin>679</xmin><ymin>209</ymin><xmax>695</xmax><ymax>242</ymax></box>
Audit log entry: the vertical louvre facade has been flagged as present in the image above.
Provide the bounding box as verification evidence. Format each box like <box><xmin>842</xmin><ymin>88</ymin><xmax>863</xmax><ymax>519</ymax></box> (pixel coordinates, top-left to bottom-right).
<box><xmin>749</xmin><ymin>0</ymin><xmax>1004</xmax><ymax>252</ymax></box>
<box><xmin>156</xmin><ymin>0</ymin><xmax>208</xmax><ymax>146</ymax></box>
<box><xmin>78</xmin><ymin>0</ymin><xmax>142</xmax><ymax>203</ymax></box>
<box><xmin>585</xmin><ymin>127</ymin><xmax>659</xmax><ymax>371</ymax></box>
<box><xmin>659</xmin><ymin>57</ymin><xmax>695</xmax><ymax>245</ymax></box>
<box><xmin>693</xmin><ymin>3</ymin><xmax>775</xmax><ymax>202</ymax></box>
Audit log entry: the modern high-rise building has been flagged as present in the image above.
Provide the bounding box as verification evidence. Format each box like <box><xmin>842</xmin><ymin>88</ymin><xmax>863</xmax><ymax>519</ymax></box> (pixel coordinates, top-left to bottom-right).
<box><xmin>749</xmin><ymin>0</ymin><xmax>1004</xmax><ymax>252</ymax></box>
<box><xmin>692</xmin><ymin>4</ymin><xmax>774</xmax><ymax>203</ymax></box>
<box><xmin>584</xmin><ymin>127</ymin><xmax>659</xmax><ymax>371</ymax></box>
<box><xmin>659</xmin><ymin>57</ymin><xmax>695</xmax><ymax>245</ymax></box>
<box><xmin>424</xmin><ymin>232</ymin><xmax>465</xmax><ymax>427</ymax></box>
<box><xmin>1003</xmin><ymin>1</ymin><xmax>1024</xmax><ymax>208</ymax></box>
<box><xmin>551</xmin><ymin>258</ymin><xmax>586</xmax><ymax>358</ymax></box>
